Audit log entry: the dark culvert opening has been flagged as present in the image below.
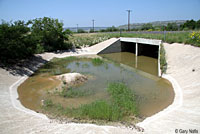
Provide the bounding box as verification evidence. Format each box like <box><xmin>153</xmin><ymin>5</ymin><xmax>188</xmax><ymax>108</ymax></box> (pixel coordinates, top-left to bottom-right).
<box><xmin>120</xmin><ymin>41</ymin><xmax>159</xmax><ymax>59</ymax></box>
<box><xmin>138</xmin><ymin>43</ymin><xmax>159</xmax><ymax>59</ymax></box>
<box><xmin>121</xmin><ymin>41</ymin><xmax>136</xmax><ymax>54</ymax></box>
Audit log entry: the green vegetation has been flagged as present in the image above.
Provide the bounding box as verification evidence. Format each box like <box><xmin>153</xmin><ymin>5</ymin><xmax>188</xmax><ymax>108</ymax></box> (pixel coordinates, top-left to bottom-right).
<box><xmin>189</xmin><ymin>31</ymin><xmax>200</xmax><ymax>47</ymax></box>
<box><xmin>68</xmin><ymin>100</ymin><xmax>119</xmax><ymax>121</ymax></box>
<box><xmin>77</xmin><ymin>29</ymin><xmax>86</xmax><ymax>33</ymax></box>
<box><xmin>71</xmin><ymin>31</ymin><xmax>200</xmax><ymax>47</ymax></box>
<box><xmin>68</xmin><ymin>34</ymin><xmax>110</xmax><ymax>48</ymax></box>
<box><xmin>91</xmin><ymin>58</ymin><xmax>104</xmax><ymax>66</ymax></box>
<box><xmin>160</xmin><ymin>44</ymin><xmax>167</xmax><ymax>74</ymax></box>
<box><xmin>29</xmin><ymin>17</ymin><xmax>72</xmax><ymax>52</ymax></box>
<box><xmin>59</xmin><ymin>87</ymin><xmax>94</xmax><ymax>98</ymax></box>
<box><xmin>107</xmin><ymin>82</ymin><xmax>137</xmax><ymax>116</ymax></box>
<box><xmin>141</xmin><ymin>23</ymin><xmax>154</xmax><ymax>31</ymax></box>
<box><xmin>43</xmin><ymin>82</ymin><xmax>138</xmax><ymax>122</ymax></box>
<box><xmin>100</xmin><ymin>26</ymin><xmax>118</xmax><ymax>32</ymax></box>
<box><xmin>0</xmin><ymin>20</ymin><xmax>38</xmax><ymax>63</ymax></box>
<box><xmin>43</xmin><ymin>99</ymin><xmax>53</xmax><ymax>107</ymax></box>
<box><xmin>1</xmin><ymin>18</ymin><xmax>199</xmax><ymax>64</ymax></box>
<box><xmin>180</xmin><ymin>20</ymin><xmax>199</xmax><ymax>30</ymax></box>
<box><xmin>0</xmin><ymin>17</ymin><xmax>72</xmax><ymax>64</ymax></box>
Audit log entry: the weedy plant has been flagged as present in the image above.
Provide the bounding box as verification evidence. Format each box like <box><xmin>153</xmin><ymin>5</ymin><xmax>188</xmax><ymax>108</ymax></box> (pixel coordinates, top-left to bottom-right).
<box><xmin>91</xmin><ymin>58</ymin><xmax>104</xmax><ymax>66</ymax></box>
<box><xmin>59</xmin><ymin>87</ymin><xmax>94</xmax><ymax>98</ymax></box>
<box><xmin>160</xmin><ymin>44</ymin><xmax>167</xmax><ymax>74</ymax></box>
<box><xmin>68</xmin><ymin>34</ymin><xmax>110</xmax><ymax>48</ymax></box>
<box><xmin>189</xmin><ymin>31</ymin><xmax>200</xmax><ymax>47</ymax></box>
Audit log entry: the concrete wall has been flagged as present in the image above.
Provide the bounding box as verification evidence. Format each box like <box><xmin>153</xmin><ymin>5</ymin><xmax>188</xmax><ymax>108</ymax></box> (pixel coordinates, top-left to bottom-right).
<box><xmin>97</xmin><ymin>39</ymin><xmax>121</xmax><ymax>54</ymax></box>
<box><xmin>120</xmin><ymin>37</ymin><xmax>161</xmax><ymax>46</ymax></box>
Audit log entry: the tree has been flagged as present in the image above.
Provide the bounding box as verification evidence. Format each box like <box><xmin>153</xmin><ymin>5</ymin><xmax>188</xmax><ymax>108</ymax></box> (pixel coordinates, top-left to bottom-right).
<box><xmin>29</xmin><ymin>17</ymin><xmax>71</xmax><ymax>51</ymax></box>
<box><xmin>196</xmin><ymin>20</ymin><xmax>200</xmax><ymax>29</ymax></box>
<box><xmin>166</xmin><ymin>23</ymin><xmax>178</xmax><ymax>31</ymax></box>
<box><xmin>141</xmin><ymin>23</ymin><xmax>154</xmax><ymax>30</ymax></box>
<box><xmin>77</xmin><ymin>29</ymin><xmax>86</xmax><ymax>33</ymax></box>
<box><xmin>182</xmin><ymin>19</ymin><xmax>196</xmax><ymax>30</ymax></box>
<box><xmin>0</xmin><ymin>20</ymin><xmax>37</xmax><ymax>62</ymax></box>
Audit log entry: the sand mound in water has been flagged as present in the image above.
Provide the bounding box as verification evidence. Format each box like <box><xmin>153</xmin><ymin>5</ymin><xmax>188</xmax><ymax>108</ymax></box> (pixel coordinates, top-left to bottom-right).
<box><xmin>56</xmin><ymin>73</ymin><xmax>88</xmax><ymax>86</ymax></box>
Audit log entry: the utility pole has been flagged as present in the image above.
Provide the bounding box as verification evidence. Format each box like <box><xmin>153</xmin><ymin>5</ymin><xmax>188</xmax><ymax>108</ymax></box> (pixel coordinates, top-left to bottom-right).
<box><xmin>126</xmin><ymin>10</ymin><xmax>132</xmax><ymax>31</ymax></box>
<box><xmin>92</xmin><ymin>19</ymin><xmax>95</xmax><ymax>32</ymax></box>
<box><xmin>76</xmin><ymin>24</ymin><xmax>78</xmax><ymax>33</ymax></box>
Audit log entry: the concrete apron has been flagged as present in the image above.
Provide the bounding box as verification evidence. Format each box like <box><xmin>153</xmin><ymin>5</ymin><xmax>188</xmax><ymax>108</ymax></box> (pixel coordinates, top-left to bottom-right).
<box><xmin>137</xmin><ymin>74</ymin><xmax>183</xmax><ymax>128</ymax></box>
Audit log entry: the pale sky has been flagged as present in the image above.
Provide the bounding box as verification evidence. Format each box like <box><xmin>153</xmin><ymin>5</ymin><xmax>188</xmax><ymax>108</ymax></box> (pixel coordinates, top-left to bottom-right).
<box><xmin>0</xmin><ymin>0</ymin><xmax>200</xmax><ymax>27</ymax></box>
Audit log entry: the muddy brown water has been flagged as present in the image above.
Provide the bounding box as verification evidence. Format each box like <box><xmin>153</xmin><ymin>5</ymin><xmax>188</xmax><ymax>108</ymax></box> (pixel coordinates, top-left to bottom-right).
<box><xmin>18</xmin><ymin>52</ymin><xmax>174</xmax><ymax>118</ymax></box>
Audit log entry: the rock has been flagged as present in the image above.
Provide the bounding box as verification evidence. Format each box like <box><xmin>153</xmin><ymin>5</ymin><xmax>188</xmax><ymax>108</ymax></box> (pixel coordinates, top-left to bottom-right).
<box><xmin>41</xmin><ymin>99</ymin><xmax>44</xmax><ymax>106</ymax></box>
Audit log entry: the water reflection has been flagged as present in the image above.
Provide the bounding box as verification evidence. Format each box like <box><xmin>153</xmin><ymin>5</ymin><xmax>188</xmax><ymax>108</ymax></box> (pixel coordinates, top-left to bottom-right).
<box><xmin>100</xmin><ymin>52</ymin><xmax>158</xmax><ymax>76</ymax></box>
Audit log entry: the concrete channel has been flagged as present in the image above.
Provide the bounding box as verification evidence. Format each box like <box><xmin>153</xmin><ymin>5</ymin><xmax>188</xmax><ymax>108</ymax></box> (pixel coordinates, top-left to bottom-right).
<box><xmin>2</xmin><ymin>38</ymin><xmax>199</xmax><ymax>134</ymax></box>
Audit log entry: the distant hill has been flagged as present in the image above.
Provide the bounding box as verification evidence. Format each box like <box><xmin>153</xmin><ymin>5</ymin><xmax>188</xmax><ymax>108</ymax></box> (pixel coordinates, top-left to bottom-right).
<box><xmin>65</xmin><ymin>20</ymin><xmax>187</xmax><ymax>32</ymax></box>
<box><xmin>118</xmin><ymin>20</ymin><xmax>187</xmax><ymax>29</ymax></box>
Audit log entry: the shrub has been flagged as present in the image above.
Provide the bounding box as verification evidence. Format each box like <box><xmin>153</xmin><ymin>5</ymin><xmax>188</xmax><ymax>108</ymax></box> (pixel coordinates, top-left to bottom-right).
<box><xmin>77</xmin><ymin>29</ymin><xmax>86</xmax><ymax>33</ymax></box>
<box><xmin>0</xmin><ymin>20</ymin><xmax>37</xmax><ymax>63</ymax></box>
<box><xmin>29</xmin><ymin>17</ymin><xmax>72</xmax><ymax>52</ymax></box>
<box><xmin>0</xmin><ymin>18</ymin><xmax>73</xmax><ymax>64</ymax></box>
<box><xmin>189</xmin><ymin>31</ymin><xmax>200</xmax><ymax>47</ymax></box>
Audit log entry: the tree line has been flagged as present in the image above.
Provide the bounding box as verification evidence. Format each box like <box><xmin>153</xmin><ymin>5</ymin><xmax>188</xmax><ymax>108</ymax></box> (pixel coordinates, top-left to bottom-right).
<box><xmin>0</xmin><ymin>17</ymin><xmax>72</xmax><ymax>63</ymax></box>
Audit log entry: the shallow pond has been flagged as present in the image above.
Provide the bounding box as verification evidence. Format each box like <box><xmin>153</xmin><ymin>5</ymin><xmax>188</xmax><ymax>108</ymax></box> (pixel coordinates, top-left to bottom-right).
<box><xmin>18</xmin><ymin>52</ymin><xmax>174</xmax><ymax>118</ymax></box>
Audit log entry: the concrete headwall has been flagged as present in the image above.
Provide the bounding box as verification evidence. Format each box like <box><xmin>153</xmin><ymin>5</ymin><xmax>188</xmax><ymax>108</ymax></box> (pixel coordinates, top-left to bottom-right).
<box><xmin>97</xmin><ymin>39</ymin><xmax>121</xmax><ymax>54</ymax></box>
<box><xmin>98</xmin><ymin>38</ymin><xmax>161</xmax><ymax>59</ymax></box>
<box><xmin>97</xmin><ymin>37</ymin><xmax>162</xmax><ymax>77</ymax></box>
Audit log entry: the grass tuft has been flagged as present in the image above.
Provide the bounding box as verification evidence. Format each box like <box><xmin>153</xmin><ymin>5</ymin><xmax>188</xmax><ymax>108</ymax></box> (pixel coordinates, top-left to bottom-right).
<box><xmin>59</xmin><ymin>87</ymin><xmax>94</xmax><ymax>98</ymax></box>
<box><xmin>91</xmin><ymin>58</ymin><xmax>104</xmax><ymax>66</ymax></box>
<box><xmin>107</xmin><ymin>82</ymin><xmax>138</xmax><ymax>116</ymax></box>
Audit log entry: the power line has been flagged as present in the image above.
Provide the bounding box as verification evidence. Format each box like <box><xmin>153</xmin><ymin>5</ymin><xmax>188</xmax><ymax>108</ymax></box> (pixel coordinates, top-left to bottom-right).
<box><xmin>92</xmin><ymin>19</ymin><xmax>95</xmax><ymax>32</ymax></box>
<box><xmin>126</xmin><ymin>10</ymin><xmax>132</xmax><ymax>31</ymax></box>
<box><xmin>76</xmin><ymin>24</ymin><xmax>78</xmax><ymax>32</ymax></box>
